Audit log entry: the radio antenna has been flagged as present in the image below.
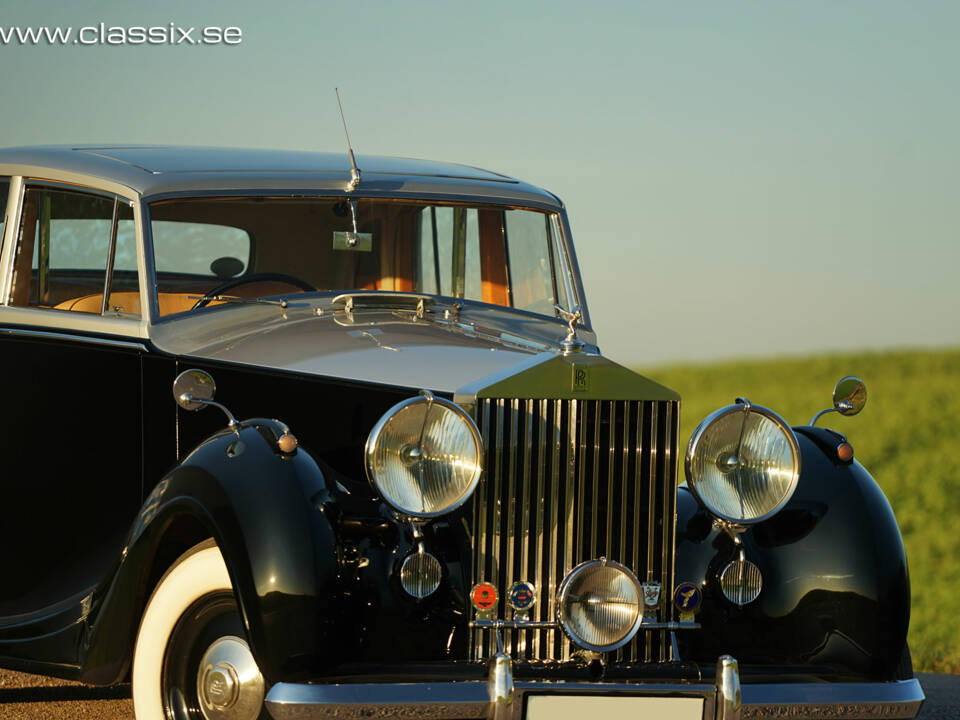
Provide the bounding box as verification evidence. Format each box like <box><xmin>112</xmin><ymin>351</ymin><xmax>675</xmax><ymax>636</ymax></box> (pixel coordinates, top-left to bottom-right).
<box><xmin>335</xmin><ymin>88</ymin><xmax>361</xmax><ymax>192</ymax></box>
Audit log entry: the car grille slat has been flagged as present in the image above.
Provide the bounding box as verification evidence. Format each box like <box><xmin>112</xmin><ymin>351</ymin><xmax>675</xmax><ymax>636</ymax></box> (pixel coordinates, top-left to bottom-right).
<box><xmin>645</xmin><ymin>401</ymin><xmax>658</xmax><ymax>662</ymax></box>
<box><xmin>505</xmin><ymin>399</ymin><xmax>518</xmax><ymax>656</ymax></box>
<box><xmin>470</xmin><ymin>397</ymin><xmax>679</xmax><ymax>664</ymax></box>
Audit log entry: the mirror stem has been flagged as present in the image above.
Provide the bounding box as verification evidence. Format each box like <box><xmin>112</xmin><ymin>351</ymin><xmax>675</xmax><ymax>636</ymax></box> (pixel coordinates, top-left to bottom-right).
<box><xmin>809</xmin><ymin>407</ymin><xmax>837</xmax><ymax>427</ymax></box>
<box><xmin>180</xmin><ymin>394</ymin><xmax>241</xmax><ymax>437</ymax></box>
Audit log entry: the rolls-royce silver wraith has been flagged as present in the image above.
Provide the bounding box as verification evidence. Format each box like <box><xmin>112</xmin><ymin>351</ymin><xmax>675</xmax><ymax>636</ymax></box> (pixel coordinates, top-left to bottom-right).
<box><xmin>0</xmin><ymin>146</ymin><xmax>923</xmax><ymax>720</ymax></box>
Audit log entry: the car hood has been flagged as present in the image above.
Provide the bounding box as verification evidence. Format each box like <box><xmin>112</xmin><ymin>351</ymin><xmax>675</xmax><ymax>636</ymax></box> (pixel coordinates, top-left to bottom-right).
<box><xmin>149</xmin><ymin>301</ymin><xmax>589</xmax><ymax>394</ymax></box>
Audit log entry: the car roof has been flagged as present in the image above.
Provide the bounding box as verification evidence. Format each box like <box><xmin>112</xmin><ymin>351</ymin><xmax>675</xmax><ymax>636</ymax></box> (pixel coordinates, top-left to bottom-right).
<box><xmin>0</xmin><ymin>145</ymin><xmax>563</xmax><ymax>209</ymax></box>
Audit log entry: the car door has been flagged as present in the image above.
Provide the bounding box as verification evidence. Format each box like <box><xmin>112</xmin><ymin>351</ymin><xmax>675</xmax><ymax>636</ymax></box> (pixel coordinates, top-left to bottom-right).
<box><xmin>0</xmin><ymin>179</ymin><xmax>144</xmax><ymax>636</ymax></box>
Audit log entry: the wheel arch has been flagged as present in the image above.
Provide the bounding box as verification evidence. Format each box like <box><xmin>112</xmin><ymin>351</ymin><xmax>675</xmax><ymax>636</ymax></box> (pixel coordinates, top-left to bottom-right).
<box><xmin>675</xmin><ymin>430</ymin><xmax>911</xmax><ymax>680</ymax></box>
<box><xmin>79</xmin><ymin>423</ymin><xmax>339</xmax><ymax>686</ymax></box>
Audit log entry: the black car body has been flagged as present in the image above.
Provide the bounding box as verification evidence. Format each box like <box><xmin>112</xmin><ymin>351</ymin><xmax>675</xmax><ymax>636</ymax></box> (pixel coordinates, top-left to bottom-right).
<box><xmin>0</xmin><ymin>146</ymin><xmax>923</xmax><ymax>720</ymax></box>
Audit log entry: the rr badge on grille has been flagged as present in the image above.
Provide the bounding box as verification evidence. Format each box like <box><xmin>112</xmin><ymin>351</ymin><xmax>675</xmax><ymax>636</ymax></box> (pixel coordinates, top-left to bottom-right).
<box><xmin>471</xmin><ymin>582</ymin><xmax>498</xmax><ymax>611</ymax></box>
<box><xmin>641</xmin><ymin>580</ymin><xmax>661</xmax><ymax>621</ymax></box>
<box><xmin>571</xmin><ymin>364</ymin><xmax>589</xmax><ymax>392</ymax></box>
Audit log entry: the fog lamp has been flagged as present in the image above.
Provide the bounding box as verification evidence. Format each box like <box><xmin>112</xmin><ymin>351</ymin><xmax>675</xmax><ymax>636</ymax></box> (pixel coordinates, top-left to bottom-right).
<box><xmin>558</xmin><ymin>559</ymin><xmax>643</xmax><ymax>653</ymax></box>
<box><xmin>400</xmin><ymin>550</ymin><xmax>442</xmax><ymax>599</ymax></box>
<box><xmin>720</xmin><ymin>558</ymin><xmax>762</xmax><ymax>606</ymax></box>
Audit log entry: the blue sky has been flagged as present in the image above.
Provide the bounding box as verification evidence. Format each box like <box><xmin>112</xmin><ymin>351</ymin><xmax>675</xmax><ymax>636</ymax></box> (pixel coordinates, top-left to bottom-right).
<box><xmin>2</xmin><ymin>0</ymin><xmax>957</xmax><ymax>365</ymax></box>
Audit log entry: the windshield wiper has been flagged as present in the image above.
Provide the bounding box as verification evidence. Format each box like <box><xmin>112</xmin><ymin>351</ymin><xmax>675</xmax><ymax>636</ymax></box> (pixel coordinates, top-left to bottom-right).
<box><xmin>188</xmin><ymin>295</ymin><xmax>291</xmax><ymax>309</ymax></box>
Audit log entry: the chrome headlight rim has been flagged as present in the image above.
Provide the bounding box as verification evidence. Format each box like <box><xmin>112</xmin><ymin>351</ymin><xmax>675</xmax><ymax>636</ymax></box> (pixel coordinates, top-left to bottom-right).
<box><xmin>556</xmin><ymin>558</ymin><xmax>644</xmax><ymax>654</ymax></box>
<box><xmin>364</xmin><ymin>394</ymin><xmax>483</xmax><ymax>520</ymax></box>
<box><xmin>684</xmin><ymin>402</ymin><xmax>801</xmax><ymax>526</ymax></box>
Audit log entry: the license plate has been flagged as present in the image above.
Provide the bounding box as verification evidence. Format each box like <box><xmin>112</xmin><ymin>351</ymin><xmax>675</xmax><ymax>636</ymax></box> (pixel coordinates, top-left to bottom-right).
<box><xmin>526</xmin><ymin>695</ymin><xmax>704</xmax><ymax>720</ymax></box>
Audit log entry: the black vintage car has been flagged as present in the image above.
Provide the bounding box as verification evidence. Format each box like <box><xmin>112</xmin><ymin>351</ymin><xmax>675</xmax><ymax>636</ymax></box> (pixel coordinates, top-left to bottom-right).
<box><xmin>0</xmin><ymin>146</ymin><xmax>923</xmax><ymax>720</ymax></box>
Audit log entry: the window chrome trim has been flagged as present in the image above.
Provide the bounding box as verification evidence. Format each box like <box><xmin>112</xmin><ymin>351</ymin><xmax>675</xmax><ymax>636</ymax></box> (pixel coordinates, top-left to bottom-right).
<box><xmin>134</xmin><ymin>197</ymin><xmax>153</xmax><ymax>322</ymax></box>
<box><xmin>21</xmin><ymin>178</ymin><xmax>120</xmax><ymax>201</ymax></box>
<box><xmin>0</xmin><ymin>305</ymin><xmax>147</xmax><ymax>340</ymax></box>
<box><xmin>0</xmin><ymin>165</ymin><xmax>140</xmax><ymax>201</ymax></box>
<box><xmin>557</xmin><ymin>211</ymin><xmax>591</xmax><ymax>331</ymax></box>
<box><xmin>0</xmin><ymin>326</ymin><xmax>147</xmax><ymax>352</ymax></box>
<box><xmin>0</xmin><ymin>175</ymin><xmax>11</xmax><ymax>247</ymax></box>
<box><xmin>0</xmin><ymin>176</ymin><xmax>25</xmax><ymax>304</ymax></box>
<box><xmin>141</xmin><ymin>188</ymin><xmax>563</xmax><ymax>213</ymax></box>
<box><xmin>101</xmin><ymin>197</ymin><xmax>121</xmax><ymax>315</ymax></box>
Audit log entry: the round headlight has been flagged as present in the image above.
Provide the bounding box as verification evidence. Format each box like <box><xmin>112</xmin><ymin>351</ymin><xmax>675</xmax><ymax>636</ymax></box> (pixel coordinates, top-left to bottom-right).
<box><xmin>557</xmin><ymin>559</ymin><xmax>643</xmax><ymax>653</ymax></box>
<box><xmin>685</xmin><ymin>403</ymin><xmax>800</xmax><ymax>525</ymax></box>
<box><xmin>365</xmin><ymin>394</ymin><xmax>483</xmax><ymax>519</ymax></box>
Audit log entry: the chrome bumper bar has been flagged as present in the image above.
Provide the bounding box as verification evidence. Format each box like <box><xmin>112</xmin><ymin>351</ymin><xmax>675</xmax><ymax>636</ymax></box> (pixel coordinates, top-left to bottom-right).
<box><xmin>264</xmin><ymin>655</ymin><xmax>924</xmax><ymax>720</ymax></box>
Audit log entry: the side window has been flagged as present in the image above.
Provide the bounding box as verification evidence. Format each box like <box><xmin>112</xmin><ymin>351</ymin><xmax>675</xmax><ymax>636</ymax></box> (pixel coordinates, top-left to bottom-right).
<box><xmin>10</xmin><ymin>185</ymin><xmax>140</xmax><ymax>317</ymax></box>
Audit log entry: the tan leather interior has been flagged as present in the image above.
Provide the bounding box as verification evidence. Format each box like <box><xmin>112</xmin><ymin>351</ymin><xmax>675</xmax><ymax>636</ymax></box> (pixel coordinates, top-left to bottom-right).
<box><xmin>55</xmin><ymin>292</ymin><xmax>197</xmax><ymax>316</ymax></box>
<box><xmin>54</xmin><ymin>280</ymin><xmax>316</xmax><ymax>316</ymax></box>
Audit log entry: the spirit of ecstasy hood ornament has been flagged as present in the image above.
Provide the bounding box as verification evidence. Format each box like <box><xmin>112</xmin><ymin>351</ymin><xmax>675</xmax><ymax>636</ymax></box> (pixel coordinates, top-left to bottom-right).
<box><xmin>555</xmin><ymin>305</ymin><xmax>585</xmax><ymax>354</ymax></box>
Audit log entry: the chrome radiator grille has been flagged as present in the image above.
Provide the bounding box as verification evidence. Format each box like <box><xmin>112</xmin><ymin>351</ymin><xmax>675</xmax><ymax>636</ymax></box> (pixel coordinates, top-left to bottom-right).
<box><xmin>469</xmin><ymin>398</ymin><xmax>680</xmax><ymax>663</ymax></box>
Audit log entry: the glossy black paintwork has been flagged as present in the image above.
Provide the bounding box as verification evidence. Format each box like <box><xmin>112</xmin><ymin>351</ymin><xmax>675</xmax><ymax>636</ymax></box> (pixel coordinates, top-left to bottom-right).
<box><xmin>0</xmin><ymin>332</ymin><xmax>142</xmax><ymax>672</ymax></box>
<box><xmin>80</xmin><ymin>355</ymin><xmax>465</xmax><ymax>684</ymax></box>
<box><xmin>166</xmin><ymin>361</ymin><xmax>476</xmax><ymax>670</ymax></box>
<box><xmin>81</xmin><ymin>417</ymin><xmax>339</xmax><ymax>684</ymax></box>
<box><xmin>674</xmin><ymin>430</ymin><xmax>910</xmax><ymax>681</ymax></box>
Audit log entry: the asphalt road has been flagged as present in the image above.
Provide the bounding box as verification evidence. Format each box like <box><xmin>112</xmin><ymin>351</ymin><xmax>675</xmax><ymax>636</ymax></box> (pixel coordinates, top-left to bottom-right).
<box><xmin>0</xmin><ymin>669</ymin><xmax>956</xmax><ymax>719</ymax></box>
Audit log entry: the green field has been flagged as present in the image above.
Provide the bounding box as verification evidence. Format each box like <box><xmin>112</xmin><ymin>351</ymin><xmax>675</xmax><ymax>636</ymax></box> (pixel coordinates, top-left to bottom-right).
<box><xmin>641</xmin><ymin>348</ymin><xmax>960</xmax><ymax>674</ymax></box>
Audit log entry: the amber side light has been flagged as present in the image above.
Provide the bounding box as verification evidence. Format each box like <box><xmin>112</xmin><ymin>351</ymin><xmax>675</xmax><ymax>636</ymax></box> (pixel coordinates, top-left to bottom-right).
<box><xmin>278</xmin><ymin>433</ymin><xmax>298</xmax><ymax>454</ymax></box>
<box><xmin>837</xmin><ymin>442</ymin><xmax>854</xmax><ymax>462</ymax></box>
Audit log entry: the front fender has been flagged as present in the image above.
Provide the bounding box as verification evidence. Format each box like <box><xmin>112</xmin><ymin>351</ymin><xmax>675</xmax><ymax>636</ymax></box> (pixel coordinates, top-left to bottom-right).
<box><xmin>675</xmin><ymin>430</ymin><xmax>910</xmax><ymax>681</ymax></box>
<box><xmin>80</xmin><ymin>420</ymin><xmax>338</xmax><ymax>685</ymax></box>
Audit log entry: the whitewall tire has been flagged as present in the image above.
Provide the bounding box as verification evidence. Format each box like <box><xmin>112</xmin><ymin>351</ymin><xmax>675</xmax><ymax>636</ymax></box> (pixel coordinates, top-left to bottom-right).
<box><xmin>132</xmin><ymin>542</ymin><xmax>266</xmax><ymax>720</ymax></box>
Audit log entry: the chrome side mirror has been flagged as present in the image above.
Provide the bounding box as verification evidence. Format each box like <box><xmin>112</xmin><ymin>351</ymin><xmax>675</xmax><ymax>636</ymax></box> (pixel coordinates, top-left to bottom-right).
<box><xmin>809</xmin><ymin>376</ymin><xmax>867</xmax><ymax>426</ymax></box>
<box><xmin>172</xmin><ymin>369</ymin><xmax>239</xmax><ymax>435</ymax></box>
<box><xmin>833</xmin><ymin>376</ymin><xmax>867</xmax><ymax>417</ymax></box>
<box><xmin>173</xmin><ymin>369</ymin><xmax>217</xmax><ymax>411</ymax></box>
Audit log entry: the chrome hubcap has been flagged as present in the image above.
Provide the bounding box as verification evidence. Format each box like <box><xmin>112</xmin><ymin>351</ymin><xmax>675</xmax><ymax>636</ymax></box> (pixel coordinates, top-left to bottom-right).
<box><xmin>197</xmin><ymin>636</ymin><xmax>264</xmax><ymax>720</ymax></box>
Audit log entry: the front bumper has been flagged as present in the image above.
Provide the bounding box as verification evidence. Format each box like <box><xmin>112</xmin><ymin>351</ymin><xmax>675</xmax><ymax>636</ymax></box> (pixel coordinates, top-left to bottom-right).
<box><xmin>264</xmin><ymin>655</ymin><xmax>925</xmax><ymax>720</ymax></box>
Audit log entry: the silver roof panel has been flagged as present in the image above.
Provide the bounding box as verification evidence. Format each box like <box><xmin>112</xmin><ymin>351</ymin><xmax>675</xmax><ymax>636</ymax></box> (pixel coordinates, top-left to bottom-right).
<box><xmin>0</xmin><ymin>145</ymin><xmax>561</xmax><ymax>208</ymax></box>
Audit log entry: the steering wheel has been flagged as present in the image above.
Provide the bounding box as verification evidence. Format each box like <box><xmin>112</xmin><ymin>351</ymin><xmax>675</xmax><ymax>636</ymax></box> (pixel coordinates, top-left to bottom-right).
<box><xmin>191</xmin><ymin>272</ymin><xmax>316</xmax><ymax>310</ymax></box>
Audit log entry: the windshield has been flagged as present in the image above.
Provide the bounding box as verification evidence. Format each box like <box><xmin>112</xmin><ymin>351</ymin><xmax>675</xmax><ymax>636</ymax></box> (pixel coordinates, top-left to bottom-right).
<box><xmin>147</xmin><ymin>197</ymin><xmax>575</xmax><ymax>318</ymax></box>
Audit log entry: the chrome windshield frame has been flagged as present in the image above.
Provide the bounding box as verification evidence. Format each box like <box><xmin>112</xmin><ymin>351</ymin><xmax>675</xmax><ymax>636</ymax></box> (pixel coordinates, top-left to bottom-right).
<box><xmin>140</xmin><ymin>191</ymin><xmax>590</xmax><ymax>331</ymax></box>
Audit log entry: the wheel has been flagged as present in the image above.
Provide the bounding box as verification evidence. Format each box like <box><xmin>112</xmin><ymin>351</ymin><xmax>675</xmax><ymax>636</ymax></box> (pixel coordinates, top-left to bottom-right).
<box><xmin>191</xmin><ymin>272</ymin><xmax>316</xmax><ymax>309</ymax></box>
<box><xmin>132</xmin><ymin>542</ymin><xmax>268</xmax><ymax>720</ymax></box>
